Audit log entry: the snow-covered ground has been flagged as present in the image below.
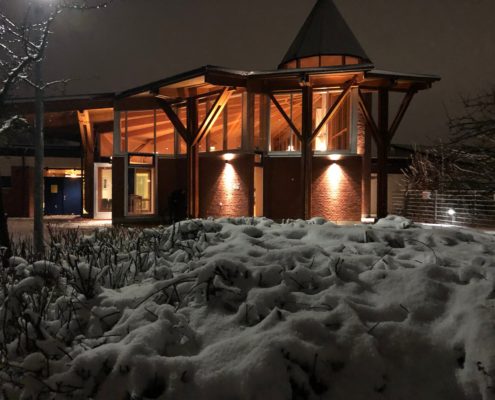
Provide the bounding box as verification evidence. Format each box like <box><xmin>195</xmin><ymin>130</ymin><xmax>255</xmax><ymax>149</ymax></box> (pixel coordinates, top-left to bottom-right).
<box><xmin>1</xmin><ymin>216</ymin><xmax>495</xmax><ymax>399</ymax></box>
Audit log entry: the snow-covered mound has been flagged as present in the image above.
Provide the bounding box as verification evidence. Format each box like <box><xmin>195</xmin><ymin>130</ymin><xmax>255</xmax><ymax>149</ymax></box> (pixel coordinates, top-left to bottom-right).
<box><xmin>1</xmin><ymin>217</ymin><xmax>495</xmax><ymax>399</ymax></box>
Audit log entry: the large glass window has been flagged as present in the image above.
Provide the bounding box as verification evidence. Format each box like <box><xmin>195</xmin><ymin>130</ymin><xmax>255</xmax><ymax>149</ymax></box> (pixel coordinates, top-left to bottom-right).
<box><xmin>226</xmin><ymin>94</ymin><xmax>242</xmax><ymax>150</ymax></box>
<box><xmin>120</xmin><ymin>109</ymin><xmax>176</xmax><ymax>155</ymax></box>
<box><xmin>254</xmin><ymin>95</ymin><xmax>265</xmax><ymax>151</ymax></box>
<box><xmin>126</xmin><ymin>110</ymin><xmax>156</xmax><ymax>154</ymax></box>
<box><xmin>197</xmin><ymin>93</ymin><xmax>242</xmax><ymax>153</ymax></box>
<box><xmin>156</xmin><ymin>110</ymin><xmax>174</xmax><ymax>155</ymax></box>
<box><xmin>128</xmin><ymin>166</ymin><xmax>154</xmax><ymax>215</ymax></box>
<box><xmin>269</xmin><ymin>93</ymin><xmax>302</xmax><ymax>152</ymax></box>
<box><xmin>313</xmin><ymin>91</ymin><xmax>351</xmax><ymax>152</ymax></box>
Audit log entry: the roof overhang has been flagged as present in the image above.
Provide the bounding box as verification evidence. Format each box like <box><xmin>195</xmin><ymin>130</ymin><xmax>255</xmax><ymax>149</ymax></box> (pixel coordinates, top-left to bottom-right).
<box><xmin>362</xmin><ymin>69</ymin><xmax>441</xmax><ymax>92</ymax></box>
<box><xmin>4</xmin><ymin>93</ymin><xmax>115</xmax><ymax>114</ymax></box>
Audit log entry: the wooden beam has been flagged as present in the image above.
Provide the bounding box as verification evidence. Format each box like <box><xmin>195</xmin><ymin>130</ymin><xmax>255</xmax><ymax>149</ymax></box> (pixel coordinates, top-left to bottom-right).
<box><xmin>268</xmin><ymin>93</ymin><xmax>302</xmax><ymax>142</ymax></box>
<box><xmin>193</xmin><ymin>88</ymin><xmax>233</xmax><ymax>146</ymax></box>
<box><xmin>186</xmin><ymin>98</ymin><xmax>199</xmax><ymax>218</ymax></box>
<box><xmin>358</xmin><ymin>89</ymin><xmax>380</xmax><ymax>145</ymax></box>
<box><xmin>310</xmin><ymin>78</ymin><xmax>356</xmax><ymax>143</ymax></box>
<box><xmin>388</xmin><ymin>88</ymin><xmax>417</xmax><ymax>140</ymax></box>
<box><xmin>376</xmin><ymin>89</ymin><xmax>390</xmax><ymax>219</ymax></box>
<box><xmin>301</xmin><ymin>85</ymin><xmax>313</xmax><ymax>220</ymax></box>
<box><xmin>155</xmin><ymin>98</ymin><xmax>188</xmax><ymax>142</ymax></box>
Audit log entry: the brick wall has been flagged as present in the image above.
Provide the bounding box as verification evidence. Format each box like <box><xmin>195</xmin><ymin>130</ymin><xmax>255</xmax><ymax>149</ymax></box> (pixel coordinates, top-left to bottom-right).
<box><xmin>312</xmin><ymin>156</ymin><xmax>362</xmax><ymax>222</ymax></box>
<box><xmin>200</xmin><ymin>154</ymin><xmax>253</xmax><ymax>218</ymax></box>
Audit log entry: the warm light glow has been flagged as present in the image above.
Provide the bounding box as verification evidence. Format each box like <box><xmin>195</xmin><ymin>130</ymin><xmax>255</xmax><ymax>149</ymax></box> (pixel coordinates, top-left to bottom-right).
<box><xmin>328</xmin><ymin>154</ymin><xmax>343</xmax><ymax>161</ymax></box>
<box><xmin>210</xmin><ymin>146</ymin><xmax>216</xmax><ymax>152</ymax></box>
<box><xmin>328</xmin><ymin>163</ymin><xmax>343</xmax><ymax>187</ymax></box>
<box><xmin>223</xmin><ymin>163</ymin><xmax>236</xmax><ymax>199</ymax></box>
<box><xmin>223</xmin><ymin>153</ymin><xmax>235</xmax><ymax>162</ymax></box>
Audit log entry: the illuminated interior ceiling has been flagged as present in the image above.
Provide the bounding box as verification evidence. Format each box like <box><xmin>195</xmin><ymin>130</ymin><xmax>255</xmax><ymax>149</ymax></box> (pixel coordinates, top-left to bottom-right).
<box><xmin>45</xmin><ymin>169</ymin><xmax>82</xmax><ymax>178</ymax></box>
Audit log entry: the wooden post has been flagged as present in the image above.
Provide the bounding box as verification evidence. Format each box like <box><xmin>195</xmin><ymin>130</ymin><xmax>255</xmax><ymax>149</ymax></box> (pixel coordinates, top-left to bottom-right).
<box><xmin>301</xmin><ymin>84</ymin><xmax>313</xmax><ymax>220</ymax></box>
<box><xmin>377</xmin><ymin>89</ymin><xmax>390</xmax><ymax>219</ymax></box>
<box><xmin>362</xmin><ymin>93</ymin><xmax>372</xmax><ymax>218</ymax></box>
<box><xmin>187</xmin><ymin>97</ymin><xmax>199</xmax><ymax>218</ymax></box>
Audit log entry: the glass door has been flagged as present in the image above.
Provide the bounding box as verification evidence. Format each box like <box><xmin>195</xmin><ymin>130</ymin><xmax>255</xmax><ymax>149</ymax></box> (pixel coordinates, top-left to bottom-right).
<box><xmin>94</xmin><ymin>163</ymin><xmax>112</xmax><ymax>219</ymax></box>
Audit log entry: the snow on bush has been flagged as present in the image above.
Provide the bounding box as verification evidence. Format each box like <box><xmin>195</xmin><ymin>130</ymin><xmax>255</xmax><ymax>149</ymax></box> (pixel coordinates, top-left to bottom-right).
<box><xmin>1</xmin><ymin>217</ymin><xmax>494</xmax><ymax>399</ymax></box>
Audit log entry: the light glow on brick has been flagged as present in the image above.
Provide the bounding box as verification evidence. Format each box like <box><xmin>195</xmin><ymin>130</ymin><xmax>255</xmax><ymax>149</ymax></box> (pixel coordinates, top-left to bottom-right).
<box><xmin>328</xmin><ymin>163</ymin><xmax>343</xmax><ymax>188</ymax></box>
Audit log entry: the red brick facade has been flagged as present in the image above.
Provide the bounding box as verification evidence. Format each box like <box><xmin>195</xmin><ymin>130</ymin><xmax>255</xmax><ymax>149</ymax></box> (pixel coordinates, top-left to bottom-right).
<box><xmin>199</xmin><ymin>154</ymin><xmax>254</xmax><ymax>218</ymax></box>
<box><xmin>312</xmin><ymin>156</ymin><xmax>362</xmax><ymax>222</ymax></box>
<box><xmin>263</xmin><ymin>156</ymin><xmax>362</xmax><ymax>222</ymax></box>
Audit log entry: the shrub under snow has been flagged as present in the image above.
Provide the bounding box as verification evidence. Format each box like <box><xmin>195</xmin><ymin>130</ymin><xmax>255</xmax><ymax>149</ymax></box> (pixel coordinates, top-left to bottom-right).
<box><xmin>0</xmin><ymin>217</ymin><xmax>494</xmax><ymax>399</ymax></box>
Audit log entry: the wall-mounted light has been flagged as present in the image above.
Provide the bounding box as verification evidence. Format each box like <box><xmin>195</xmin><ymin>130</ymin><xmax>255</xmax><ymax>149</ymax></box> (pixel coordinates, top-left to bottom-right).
<box><xmin>328</xmin><ymin>154</ymin><xmax>342</xmax><ymax>162</ymax></box>
<box><xmin>447</xmin><ymin>208</ymin><xmax>456</xmax><ymax>216</ymax></box>
<box><xmin>223</xmin><ymin>153</ymin><xmax>235</xmax><ymax>163</ymax></box>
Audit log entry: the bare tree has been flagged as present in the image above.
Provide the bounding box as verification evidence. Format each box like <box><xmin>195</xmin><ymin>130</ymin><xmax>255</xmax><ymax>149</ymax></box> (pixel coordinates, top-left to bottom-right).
<box><xmin>0</xmin><ymin>0</ymin><xmax>112</xmax><ymax>256</ymax></box>
<box><xmin>403</xmin><ymin>87</ymin><xmax>495</xmax><ymax>192</ymax></box>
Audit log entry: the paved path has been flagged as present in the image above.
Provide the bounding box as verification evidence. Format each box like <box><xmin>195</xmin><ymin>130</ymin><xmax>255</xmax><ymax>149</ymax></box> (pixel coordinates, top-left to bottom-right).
<box><xmin>7</xmin><ymin>216</ymin><xmax>112</xmax><ymax>240</ymax></box>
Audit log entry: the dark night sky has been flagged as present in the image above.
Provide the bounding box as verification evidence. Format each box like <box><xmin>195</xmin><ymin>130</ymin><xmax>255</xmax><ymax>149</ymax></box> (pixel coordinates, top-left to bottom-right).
<box><xmin>4</xmin><ymin>0</ymin><xmax>495</xmax><ymax>145</ymax></box>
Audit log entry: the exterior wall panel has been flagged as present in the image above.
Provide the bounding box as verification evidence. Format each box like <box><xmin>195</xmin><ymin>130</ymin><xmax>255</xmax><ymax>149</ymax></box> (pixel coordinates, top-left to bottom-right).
<box><xmin>157</xmin><ymin>157</ymin><xmax>187</xmax><ymax>222</ymax></box>
<box><xmin>264</xmin><ymin>157</ymin><xmax>302</xmax><ymax>220</ymax></box>
<box><xmin>312</xmin><ymin>156</ymin><xmax>362</xmax><ymax>222</ymax></box>
<box><xmin>199</xmin><ymin>154</ymin><xmax>254</xmax><ymax>218</ymax></box>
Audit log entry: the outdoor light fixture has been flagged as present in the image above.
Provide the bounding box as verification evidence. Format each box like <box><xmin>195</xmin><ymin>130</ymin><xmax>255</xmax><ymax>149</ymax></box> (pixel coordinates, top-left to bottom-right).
<box><xmin>447</xmin><ymin>208</ymin><xmax>456</xmax><ymax>216</ymax></box>
<box><xmin>328</xmin><ymin>154</ymin><xmax>342</xmax><ymax>162</ymax></box>
<box><xmin>223</xmin><ymin>153</ymin><xmax>235</xmax><ymax>162</ymax></box>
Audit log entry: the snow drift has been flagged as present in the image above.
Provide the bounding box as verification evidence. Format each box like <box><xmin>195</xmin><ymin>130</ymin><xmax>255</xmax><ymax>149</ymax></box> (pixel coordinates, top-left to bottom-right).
<box><xmin>1</xmin><ymin>217</ymin><xmax>494</xmax><ymax>399</ymax></box>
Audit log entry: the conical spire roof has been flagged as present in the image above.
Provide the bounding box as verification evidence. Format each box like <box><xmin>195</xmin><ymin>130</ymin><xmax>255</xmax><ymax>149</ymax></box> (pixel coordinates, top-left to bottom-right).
<box><xmin>279</xmin><ymin>0</ymin><xmax>371</xmax><ymax>68</ymax></box>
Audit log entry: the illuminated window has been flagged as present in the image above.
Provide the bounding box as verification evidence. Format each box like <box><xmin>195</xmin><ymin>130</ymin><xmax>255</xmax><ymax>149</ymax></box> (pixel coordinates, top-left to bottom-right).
<box><xmin>299</xmin><ymin>56</ymin><xmax>320</xmax><ymax>68</ymax></box>
<box><xmin>269</xmin><ymin>93</ymin><xmax>302</xmax><ymax>152</ymax></box>
<box><xmin>226</xmin><ymin>94</ymin><xmax>242</xmax><ymax>150</ymax></box>
<box><xmin>254</xmin><ymin>95</ymin><xmax>266</xmax><ymax>151</ymax></box>
<box><xmin>156</xmin><ymin>110</ymin><xmax>174</xmax><ymax>155</ymax></box>
<box><xmin>313</xmin><ymin>91</ymin><xmax>351</xmax><ymax>152</ymax></box>
<box><xmin>126</xmin><ymin>110</ymin><xmax>155</xmax><ymax>154</ymax></box>
<box><xmin>128</xmin><ymin>167</ymin><xmax>154</xmax><ymax>215</ymax></box>
<box><xmin>98</xmin><ymin>167</ymin><xmax>112</xmax><ymax>213</ymax></box>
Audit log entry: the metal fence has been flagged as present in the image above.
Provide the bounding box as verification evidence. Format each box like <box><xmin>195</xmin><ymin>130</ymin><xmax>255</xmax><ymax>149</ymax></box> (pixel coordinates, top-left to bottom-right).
<box><xmin>391</xmin><ymin>190</ymin><xmax>495</xmax><ymax>228</ymax></box>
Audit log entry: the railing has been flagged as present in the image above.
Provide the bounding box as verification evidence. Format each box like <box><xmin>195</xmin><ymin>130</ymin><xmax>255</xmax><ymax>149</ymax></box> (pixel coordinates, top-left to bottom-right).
<box><xmin>391</xmin><ymin>190</ymin><xmax>495</xmax><ymax>228</ymax></box>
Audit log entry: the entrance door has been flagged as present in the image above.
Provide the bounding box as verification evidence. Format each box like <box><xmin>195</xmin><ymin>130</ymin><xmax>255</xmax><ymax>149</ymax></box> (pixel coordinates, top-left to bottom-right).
<box><xmin>94</xmin><ymin>163</ymin><xmax>112</xmax><ymax>219</ymax></box>
<box><xmin>45</xmin><ymin>177</ymin><xmax>65</xmax><ymax>215</ymax></box>
<box><xmin>254</xmin><ymin>166</ymin><xmax>264</xmax><ymax>217</ymax></box>
<box><xmin>44</xmin><ymin>177</ymin><xmax>82</xmax><ymax>215</ymax></box>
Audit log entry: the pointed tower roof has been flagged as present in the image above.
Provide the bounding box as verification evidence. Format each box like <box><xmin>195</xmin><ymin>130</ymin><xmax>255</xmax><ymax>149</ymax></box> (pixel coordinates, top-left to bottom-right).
<box><xmin>279</xmin><ymin>0</ymin><xmax>371</xmax><ymax>68</ymax></box>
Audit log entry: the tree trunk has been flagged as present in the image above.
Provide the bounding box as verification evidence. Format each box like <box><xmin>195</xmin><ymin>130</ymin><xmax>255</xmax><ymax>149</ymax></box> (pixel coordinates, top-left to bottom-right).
<box><xmin>0</xmin><ymin>177</ymin><xmax>11</xmax><ymax>267</ymax></box>
<box><xmin>33</xmin><ymin>60</ymin><xmax>44</xmax><ymax>255</ymax></box>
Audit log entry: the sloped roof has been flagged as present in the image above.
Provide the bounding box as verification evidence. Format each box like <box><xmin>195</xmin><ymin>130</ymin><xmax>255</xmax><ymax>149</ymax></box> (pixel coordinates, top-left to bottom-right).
<box><xmin>279</xmin><ymin>0</ymin><xmax>371</xmax><ymax>67</ymax></box>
